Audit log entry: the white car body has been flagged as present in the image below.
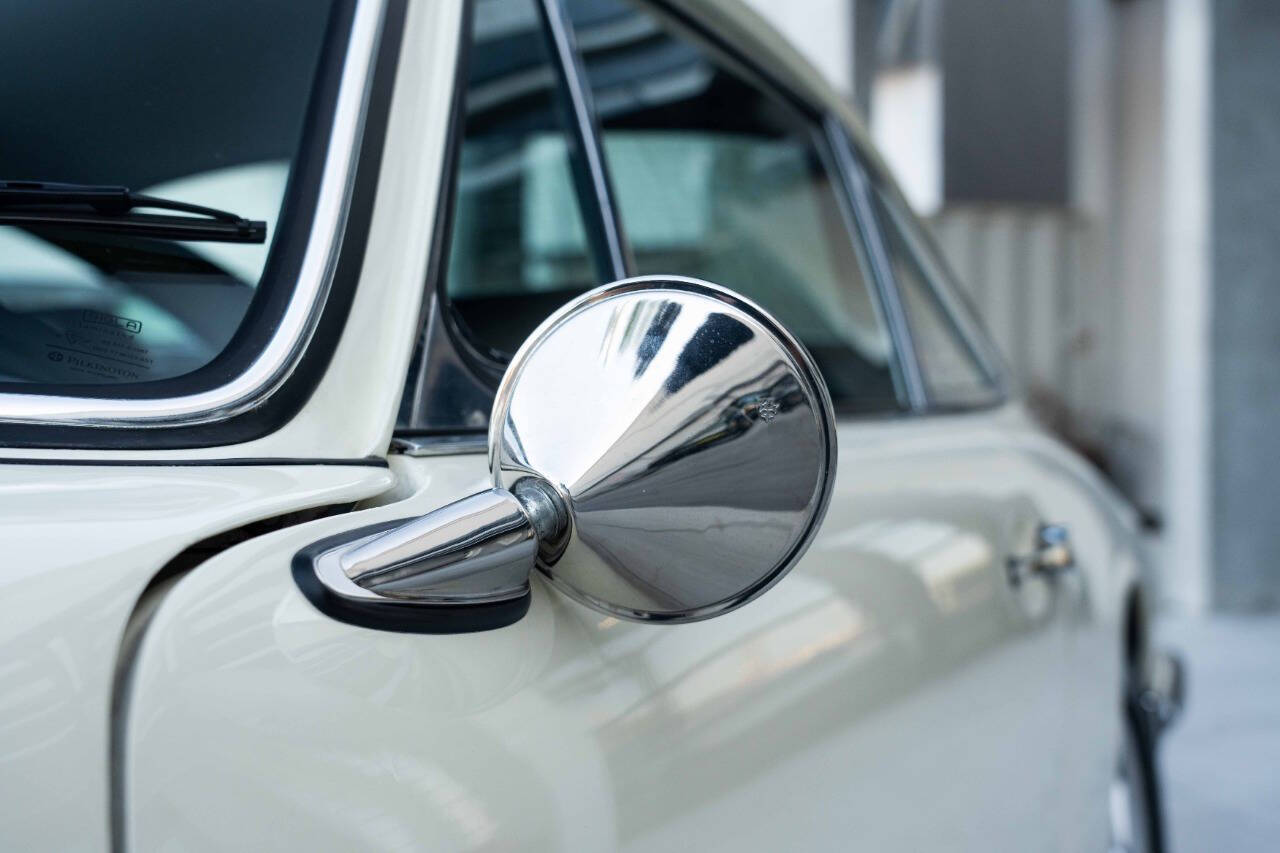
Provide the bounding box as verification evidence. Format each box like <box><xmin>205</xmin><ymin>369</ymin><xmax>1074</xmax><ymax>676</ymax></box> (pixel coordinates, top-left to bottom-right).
<box><xmin>0</xmin><ymin>1</ymin><xmax>1147</xmax><ymax>850</ymax></box>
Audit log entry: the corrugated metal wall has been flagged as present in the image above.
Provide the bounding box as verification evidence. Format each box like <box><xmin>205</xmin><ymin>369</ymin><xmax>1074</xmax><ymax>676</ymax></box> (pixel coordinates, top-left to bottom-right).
<box><xmin>929</xmin><ymin>205</ymin><xmax>1099</xmax><ymax>435</ymax></box>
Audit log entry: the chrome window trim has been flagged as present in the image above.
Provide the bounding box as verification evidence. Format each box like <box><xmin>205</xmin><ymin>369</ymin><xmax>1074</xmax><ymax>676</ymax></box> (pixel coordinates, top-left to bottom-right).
<box><xmin>825</xmin><ymin>114</ymin><xmax>925</xmax><ymax>411</ymax></box>
<box><xmin>389</xmin><ymin>433</ymin><xmax>487</xmax><ymax>457</ymax></box>
<box><xmin>538</xmin><ymin>0</ymin><xmax>634</xmax><ymax>280</ymax></box>
<box><xmin>426</xmin><ymin>0</ymin><xmax>632</xmax><ymax>397</ymax></box>
<box><xmin>830</xmin><ymin>117</ymin><xmax>1010</xmax><ymax>411</ymax></box>
<box><xmin>869</xmin><ymin>177</ymin><xmax>1011</xmax><ymax>398</ymax></box>
<box><xmin>0</xmin><ymin>0</ymin><xmax>388</xmax><ymax>429</ymax></box>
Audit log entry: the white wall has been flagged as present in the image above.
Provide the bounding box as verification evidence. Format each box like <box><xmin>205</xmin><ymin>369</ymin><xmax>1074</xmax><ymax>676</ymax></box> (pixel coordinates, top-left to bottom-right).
<box><xmin>1160</xmin><ymin>0</ymin><xmax>1210</xmax><ymax>613</ymax></box>
<box><xmin>741</xmin><ymin>0</ymin><xmax>853</xmax><ymax>93</ymax></box>
<box><xmin>871</xmin><ymin>65</ymin><xmax>943</xmax><ymax>215</ymax></box>
<box><xmin>1070</xmin><ymin>0</ymin><xmax>1210</xmax><ymax>612</ymax></box>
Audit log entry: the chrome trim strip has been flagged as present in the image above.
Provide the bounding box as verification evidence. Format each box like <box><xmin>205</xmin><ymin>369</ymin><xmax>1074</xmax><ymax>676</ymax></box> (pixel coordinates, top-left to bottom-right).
<box><xmin>538</xmin><ymin>0</ymin><xmax>632</xmax><ymax>279</ymax></box>
<box><xmin>873</xmin><ymin>183</ymin><xmax>1011</xmax><ymax>395</ymax></box>
<box><xmin>389</xmin><ymin>433</ymin><xmax>487</xmax><ymax>457</ymax></box>
<box><xmin>826</xmin><ymin>114</ymin><xmax>928</xmax><ymax>411</ymax></box>
<box><xmin>0</xmin><ymin>0</ymin><xmax>388</xmax><ymax>428</ymax></box>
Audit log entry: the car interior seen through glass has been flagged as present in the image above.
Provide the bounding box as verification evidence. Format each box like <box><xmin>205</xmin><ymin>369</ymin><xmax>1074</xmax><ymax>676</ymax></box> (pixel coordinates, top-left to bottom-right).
<box><xmin>442</xmin><ymin>0</ymin><xmax>608</xmax><ymax>366</ymax></box>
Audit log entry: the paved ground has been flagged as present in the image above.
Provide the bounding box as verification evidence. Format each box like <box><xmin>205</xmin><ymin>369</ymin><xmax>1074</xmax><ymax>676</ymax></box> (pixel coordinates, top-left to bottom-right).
<box><xmin>1156</xmin><ymin>615</ymin><xmax>1280</xmax><ymax>852</ymax></box>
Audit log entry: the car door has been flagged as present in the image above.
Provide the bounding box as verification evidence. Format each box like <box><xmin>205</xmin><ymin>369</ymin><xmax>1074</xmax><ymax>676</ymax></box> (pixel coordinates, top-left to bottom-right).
<box><xmin>119</xmin><ymin>2</ymin><xmax>1083</xmax><ymax>851</ymax></box>
<box><xmin>859</xmin><ymin>136</ymin><xmax>1137</xmax><ymax>851</ymax></box>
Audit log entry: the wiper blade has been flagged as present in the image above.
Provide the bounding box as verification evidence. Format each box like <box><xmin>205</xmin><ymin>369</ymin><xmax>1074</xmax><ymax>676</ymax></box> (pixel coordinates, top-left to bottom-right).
<box><xmin>0</xmin><ymin>180</ymin><xmax>266</xmax><ymax>244</ymax></box>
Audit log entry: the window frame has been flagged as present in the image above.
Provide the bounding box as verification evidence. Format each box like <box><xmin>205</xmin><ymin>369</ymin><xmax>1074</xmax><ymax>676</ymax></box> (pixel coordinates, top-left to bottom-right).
<box><xmin>824</xmin><ymin>116</ymin><xmax>927</xmax><ymax>412</ymax></box>
<box><xmin>0</xmin><ymin>0</ymin><xmax>406</xmax><ymax>449</ymax></box>
<box><xmin>586</xmin><ymin>0</ymin><xmax>916</xmax><ymax>416</ymax></box>
<box><xmin>408</xmin><ymin>0</ymin><xmax>920</xmax><ymax>436</ymax></box>
<box><xmin>644</xmin><ymin>0</ymin><xmax>1010</xmax><ymax>416</ymax></box>
<box><xmin>432</xmin><ymin>0</ymin><xmax>632</xmax><ymax>391</ymax></box>
<box><xmin>852</xmin><ymin>147</ymin><xmax>1010</xmax><ymax>413</ymax></box>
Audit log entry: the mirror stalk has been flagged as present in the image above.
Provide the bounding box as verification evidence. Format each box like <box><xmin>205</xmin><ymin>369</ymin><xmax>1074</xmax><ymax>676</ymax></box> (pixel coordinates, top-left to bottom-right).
<box><xmin>315</xmin><ymin>479</ymin><xmax>568</xmax><ymax>607</ymax></box>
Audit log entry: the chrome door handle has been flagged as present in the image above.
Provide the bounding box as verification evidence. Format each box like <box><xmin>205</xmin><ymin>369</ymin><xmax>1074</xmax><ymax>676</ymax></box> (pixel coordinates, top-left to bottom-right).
<box><xmin>1006</xmin><ymin>523</ymin><xmax>1074</xmax><ymax>586</ymax></box>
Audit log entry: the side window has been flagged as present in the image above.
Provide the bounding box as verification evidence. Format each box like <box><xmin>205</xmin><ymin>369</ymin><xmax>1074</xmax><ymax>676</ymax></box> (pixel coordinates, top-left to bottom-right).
<box><xmin>406</xmin><ymin>0</ymin><xmax>909</xmax><ymax>432</ymax></box>
<box><xmin>442</xmin><ymin>0</ymin><xmax>606</xmax><ymax>362</ymax></box>
<box><xmin>869</xmin><ymin>177</ymin><xmax>1004</xmax><ymax>408</ymax></box>
<box><xmin>569</xmin><ymin>0</ymin><xmax>903</xmax><ymax>414</ymax></box>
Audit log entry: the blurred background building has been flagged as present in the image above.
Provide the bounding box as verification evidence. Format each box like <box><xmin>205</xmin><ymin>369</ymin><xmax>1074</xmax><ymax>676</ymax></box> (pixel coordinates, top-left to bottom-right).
<box><xmin>746</xmin><ymin>0</ymin><xmax>1280</xmax><ymax>616</ymax></box>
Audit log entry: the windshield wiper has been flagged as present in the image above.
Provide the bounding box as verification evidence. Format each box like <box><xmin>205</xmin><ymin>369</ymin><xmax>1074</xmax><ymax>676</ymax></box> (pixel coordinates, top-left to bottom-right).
<box><xmin>0</xmin><ymin>180</ymin><xmax>266</xmax><ymax>244</ymax></box>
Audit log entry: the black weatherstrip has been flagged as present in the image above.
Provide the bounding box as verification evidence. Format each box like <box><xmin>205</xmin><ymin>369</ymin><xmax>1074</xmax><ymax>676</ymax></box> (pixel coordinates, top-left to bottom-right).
<box><xmin>293</xmin><ymin>519</ymin><xmax>533</xmax><ymax>634</ymax></box>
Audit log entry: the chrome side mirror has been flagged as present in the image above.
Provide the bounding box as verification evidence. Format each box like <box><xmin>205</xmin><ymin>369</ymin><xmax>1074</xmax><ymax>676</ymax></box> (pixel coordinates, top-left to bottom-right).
<box><xmin>299</xmin><ymin>277</ymin><xmax>837</xmax><ymax>631</ymax></box>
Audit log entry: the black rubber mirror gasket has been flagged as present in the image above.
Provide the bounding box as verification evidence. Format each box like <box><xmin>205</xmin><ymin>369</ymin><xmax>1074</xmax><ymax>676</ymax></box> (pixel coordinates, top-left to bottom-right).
<box><xmin>292</xmin><ymin>518</ymin><xmax>531</xmax><ymax>634</ymax></box>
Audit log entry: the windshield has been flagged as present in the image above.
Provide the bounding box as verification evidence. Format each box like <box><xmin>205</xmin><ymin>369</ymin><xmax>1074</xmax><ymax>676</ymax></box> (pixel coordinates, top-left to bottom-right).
<box><xmin>0</xmin><ymin>0</ymin><xmax>337</xmax><ymax>389</ymax></box>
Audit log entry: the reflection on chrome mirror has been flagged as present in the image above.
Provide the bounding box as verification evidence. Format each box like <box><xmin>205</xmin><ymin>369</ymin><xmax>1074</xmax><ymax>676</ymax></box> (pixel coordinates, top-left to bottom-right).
<box><xmin>492</xmin><ymin>276</ymin><xmax>837</xmax><ymax>621</ymax></box>
<box><xmin>300</xmin><ymin>276</ymin><xmax>837</xmax><ymax>629</ymax></box>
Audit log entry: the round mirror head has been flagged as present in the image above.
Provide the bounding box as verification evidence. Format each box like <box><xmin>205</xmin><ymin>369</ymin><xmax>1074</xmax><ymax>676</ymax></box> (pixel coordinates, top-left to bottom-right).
<box><xmin>490</xmin><ymin>277</ymin><xmax>837</xmax><ymax>623</ymax></box>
